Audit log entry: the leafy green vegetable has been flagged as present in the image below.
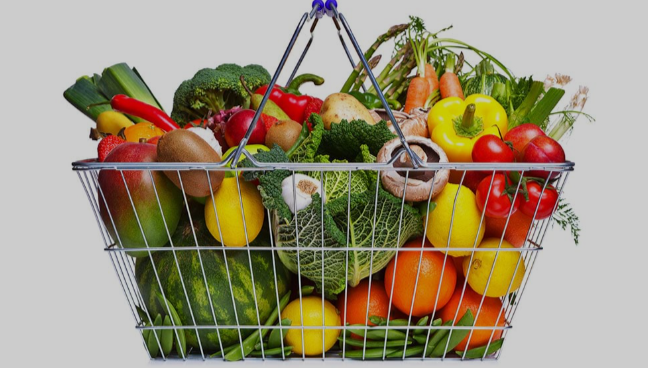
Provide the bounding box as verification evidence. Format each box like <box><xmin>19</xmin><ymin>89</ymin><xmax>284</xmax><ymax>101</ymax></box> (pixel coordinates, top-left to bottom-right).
<box><xmin>319</xmin><ymin>119</ymin><xmax>396</xmax><ymax>160</ymax></box>
<box><xmin>309</xmin><ymin>163</ymin><xmax>370</xmax><ymax>203</ymax></box>
<box><xmin>276</xmin><ymin>188</ymin><xmax>423</xmax><ymax>298</ymax></box>
<box><xmin>286</xmin><ymin>114</ymin><xmax>325</xmax><ymax>163</ymax></box>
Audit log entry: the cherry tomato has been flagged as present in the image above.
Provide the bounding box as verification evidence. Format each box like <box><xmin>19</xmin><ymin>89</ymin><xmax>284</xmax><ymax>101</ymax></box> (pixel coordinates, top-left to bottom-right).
<box><xmin>472</xmin><ymin>135</ymin><xmax>515</xmax><ymax>163</ymax></box>
<box><xmin>476</xmin><ymin>174</ymin><xmax>520</xmax><ymax>219</ymax></box>
<box><xmin>519</xmin><ymin>181</ymin><xmax>559</xmax><ymax>220</ymax></box>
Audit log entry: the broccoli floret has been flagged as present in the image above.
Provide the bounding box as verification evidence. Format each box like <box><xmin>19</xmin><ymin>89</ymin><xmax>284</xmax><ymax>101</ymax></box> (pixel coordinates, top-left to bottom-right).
<box><xmin>170</xmin><ymin>64</ymin><xmax>271</xmax><ymax>126</ymax></box>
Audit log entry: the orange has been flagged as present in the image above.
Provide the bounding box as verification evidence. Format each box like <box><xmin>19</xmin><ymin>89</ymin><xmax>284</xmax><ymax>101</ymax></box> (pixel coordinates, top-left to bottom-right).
<box><xmin>124</xmin><ymin>122</ymin><xmax>164</xmax><ymax>142</ymax></box>
<box><xmin>438</xmin><ymin>286</ymin><xmax>505</xmax><ymax>351</ymax></box>
<box><xmin>485</xmin><ymin>211</ymin><xmax>534</xmax><ymax>248</ymax></box>
<box><xmin>384</xmin><ymin>238</ymin><xmax>457</xmax><ymax>317</ymax></box>
<box><xmin>337</xmin><ymin>279</ymin><xmax>390</xmax><ymax>327</ymax></box>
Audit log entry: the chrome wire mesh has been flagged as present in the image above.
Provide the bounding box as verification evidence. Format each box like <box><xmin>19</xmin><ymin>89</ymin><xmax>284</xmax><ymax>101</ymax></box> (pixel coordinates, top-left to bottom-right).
<box><xmin>73</xmin><ymin>159</ymin><xmax>572</xmax><ymax>361</ymax></box>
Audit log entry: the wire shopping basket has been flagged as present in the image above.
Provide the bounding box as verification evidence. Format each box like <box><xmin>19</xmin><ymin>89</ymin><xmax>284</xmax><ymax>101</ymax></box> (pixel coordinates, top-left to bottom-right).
<box><xmin>72</xmin><ymin>0</ymin><xmax>575</xmax><ymax>361</ymax></box>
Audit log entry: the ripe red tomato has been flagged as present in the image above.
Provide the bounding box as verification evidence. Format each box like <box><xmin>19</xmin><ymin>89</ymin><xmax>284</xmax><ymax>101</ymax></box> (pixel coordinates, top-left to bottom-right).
<box><xmin>519</xmin><ymin>181</ymin><xmax>559</xmax><ymax>220</ymax></box>
<box><xmin>472</xmin><ymin>135</ymin><xmax>515</xmax><ymax>164</ymax></box>
<box><xmin>476</xmin><ymin>174</ymin><xmax>521</xmax><ymax>219</ymax></box>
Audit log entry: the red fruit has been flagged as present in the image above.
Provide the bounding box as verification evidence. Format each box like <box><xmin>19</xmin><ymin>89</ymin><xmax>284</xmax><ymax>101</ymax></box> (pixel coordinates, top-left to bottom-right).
<box><xmin>472</xmin><ymin>135</ymin><xmax>515</xmax><ymax>164</ymax></box>
<box><xmin>146</xmin><ymin>136</ymin><xmax>161</xmax><ymax>145</ymax></box>
<box><xmin>302</xmin><ymin>97</ymin><xmax>323</xmax><ymax>130</ymax></box>
<box><xmin>475</xmin><ymin>173</ymin><xmax>521</xmax><ymax>218</ymax></box>
<box><xmin>464</xmin><ymin>171</ymin><xmax>489</xmax><ymax>193</ymax></box>
<box><xmin>98</xmin><ymin>135</ymin><xmax>126</xmax><ymax>162</ymax></box>
<box><xmin>260</xmin><ymin>113</ymin><xmax>278</xmax><ymax>132</ymax></box>
<box><xmin>485</xmin><ymin>211</ymin><xmax>534</xmax><ymax>248</ymax></box>
<box><xmin>519</xmin><ymin>181</ymin><xmax>559</xmax><ymax>220</ymax></box>
<box><xmin>504</xmin><ymin>124</ymin><xmax>546</xmax><ymax>160</ymax></box>
<box><xmin>522</xmin><ymin>136</ymin><xmax>566</xmax><ymax>179</ymax></box>
<box><xmin>223</xmin><ymin>109</ymin><xmax>267</xmax><ymax>147</ymax></box>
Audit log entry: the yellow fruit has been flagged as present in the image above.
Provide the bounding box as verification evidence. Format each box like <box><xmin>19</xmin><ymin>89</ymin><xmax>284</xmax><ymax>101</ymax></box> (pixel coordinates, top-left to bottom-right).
<box><xmin>281</xmin><ymin>296</ymin><xmax>341</xmax><ymax>356</ymax></box>
<box><xmin>426</xmin><ymin>183</ymin><xmax>485</xmax><ymax>257</ymax></box>
<box><xmin>124</xmin><ymin>122</ymin><xmax>164</xmax><ymax>142</ymax></box>
<box><xmin>463</xmin><ymin>238</ymin><xmax>526</xmax><ymax>297</ymax></box>
<box><xmin>204</xmin><ymin>178</ymin><xmax>264</xmax><ymax>247</ymax></box>
<box><xmin>96</xmin><ymin>111</ymin><xmax>134</xmax><ymax>135</ymax></box>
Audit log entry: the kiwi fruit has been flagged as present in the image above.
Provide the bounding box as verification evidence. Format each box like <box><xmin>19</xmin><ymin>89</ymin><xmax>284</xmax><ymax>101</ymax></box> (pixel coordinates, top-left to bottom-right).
<box><xmin>265</xmin><ymin>119</ymin><xmax>303</xmax><ymax>151</ymax></box>
<box><xmin>157</xmin><ymin>129</ymin><xmax>225</xmax><ymax>197</ymax></box>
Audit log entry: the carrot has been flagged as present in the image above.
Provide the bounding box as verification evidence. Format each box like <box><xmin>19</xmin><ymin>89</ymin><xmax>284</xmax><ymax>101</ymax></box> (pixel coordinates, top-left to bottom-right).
<box><xmin>403</xmin><ymin>31</ymin><xmax>432</xmax><ymax>113</ymax></box>
<box><xmin>439</xmin><ymin>54</ymin><xmax>464</xmax><ymax>99</ymax></box>
<box><xmin>424</xmin><ymin>63</ymin><xmax>439</xmax><ymax>95</ymax></box>
<box><xmin>403</xmin><ymin>77</ymin><xmax>431</xmax><ymax>114</ymax></box>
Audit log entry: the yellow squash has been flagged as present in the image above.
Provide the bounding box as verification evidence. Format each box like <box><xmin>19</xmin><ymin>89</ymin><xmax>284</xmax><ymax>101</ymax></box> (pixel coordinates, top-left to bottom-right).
<box><xmin>427</xmin><ymin>94</ymin><xmax>508</xmax><ymax>162</ymax></box>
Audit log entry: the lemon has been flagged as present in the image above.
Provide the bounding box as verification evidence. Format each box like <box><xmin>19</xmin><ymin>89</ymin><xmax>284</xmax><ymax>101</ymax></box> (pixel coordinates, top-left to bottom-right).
<box><xmin>463</xmin><ymin>238</ymin><xmax>526</xmax><ymax>297</ymax></box>
<box><xmin>96</xmin><ymin>111</ymin><xmax>134</xmax><ymax>135</ymax></box>
<box><xmin>281</xmin><ymin>296</ymin><xmax>341</xmax><ymax>356</ymax></box>
<box><xmin>204</xmin><ymin>177</ymin><xmax>264</xmax><ymax>247</ymax></box>
<box><xmin>426</xmin><ymin>183</ymin><xmax>485</xmax><ymax>257</ymax></box>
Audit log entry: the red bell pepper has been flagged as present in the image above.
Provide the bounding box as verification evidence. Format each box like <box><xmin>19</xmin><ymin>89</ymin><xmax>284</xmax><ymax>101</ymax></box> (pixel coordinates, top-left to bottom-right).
<box><xmin>254</xmin><ymin>73</ymin><xmax>325</xmax><ymax>123</ymax></box>
<box><xmin>255</xmin><ymin>85</ymin><xmax>312</xmax><ymax>122</ymax></box>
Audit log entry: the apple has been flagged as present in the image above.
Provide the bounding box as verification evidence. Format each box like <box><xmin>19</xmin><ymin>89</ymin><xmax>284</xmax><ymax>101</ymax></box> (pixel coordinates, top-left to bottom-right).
<box><xmin>504</xmin><ymin>124</ymin><xmax>546</xmax><ymax>160</ymax></box>
<box><xmin>223</xmin><ymin>109</ymin><xmax>267</xmax><ymax>147</ymax></box>
<box><xmin>522</xmin><ymin>135</ymin><xmax>566</xmax><ymax>179</ymax></box>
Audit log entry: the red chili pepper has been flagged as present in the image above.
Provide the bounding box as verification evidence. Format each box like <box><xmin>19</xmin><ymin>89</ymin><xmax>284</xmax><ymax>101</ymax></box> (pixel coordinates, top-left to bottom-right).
<box><xmin>254</xmin><ymin>85</ymin><xmax>312</xmax><ymax>123</ymax></box>
<box><xmin>110</xmin><ymin>94</ymin><xmax>179</xmax><ymax>131</ymax></box>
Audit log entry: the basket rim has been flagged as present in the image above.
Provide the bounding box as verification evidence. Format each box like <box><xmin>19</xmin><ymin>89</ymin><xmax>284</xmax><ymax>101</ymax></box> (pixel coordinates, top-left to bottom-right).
<box><xmin>72</xmin><ymin>158</ymin><xmax>575</xmax><ymax>172</ymax></box>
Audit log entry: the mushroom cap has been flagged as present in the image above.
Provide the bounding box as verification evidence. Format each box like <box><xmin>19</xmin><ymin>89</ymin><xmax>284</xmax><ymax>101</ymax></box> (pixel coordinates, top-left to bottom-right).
<box><xmin>370</xmin><ymin>109</ymin><xmax>430</xmax><ymax>138</ymax></box>
<box><xmin>377</xmin><ymin>136</ymin><xmax>450</xmax><ymax>202</ymax></box>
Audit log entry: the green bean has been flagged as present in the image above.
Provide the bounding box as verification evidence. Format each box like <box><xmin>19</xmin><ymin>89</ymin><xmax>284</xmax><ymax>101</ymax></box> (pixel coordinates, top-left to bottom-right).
<box><xmin>161</xmin><ymin>316</ymin><xmax>173</xmax><ymax>356</ymax></box>
<box><xmin>430</xmin><ymin>310</ymin><xmax>475</xmax><ymax>357</ymax></box>
<box><xmin>146</xmin><ymin>314</ymin><xmax>163</xmax><ymax>358</ymax></box>
<box><xmin>155</xmin><ymin>292</ymin><xmax>187</xmax><ymax>359</ymax></box>
<box><xmin>223</xmin><ymin>291</ymin><xmax>291</xmax><ymax>361</ymax></box>
<box><xmin>339</xmin><ymin>337</ymin><xmax>412</xmax><ymax>348</ymax></box>
<box><xmin>268</xmin><ymin>319</ymin><xmax>291</xmax><ymax>349</ymax></box>
<box><xmin>456</xmin><ymin>338</ymin><xmax>504</xmax><ymax>359</ymax></box>
<box><xmin>386</xmin><ymin>345</ymin><xmax>426</xmax><ymax>358</ymax></box>
<box><xmin>250</xmin><ymin>346</ymin><xmax>293</xmax><ymax>358</ymax></box>
<box><xmin>211</xmin><ymin>344</ymin><xmax>239</xmax><ymax>358</ymax></box>
<box><xmin>422</xmin><ymin>320</ymin><xmax>452</xmax><ymax>356</ymax></box>
<box><xmin>414</xmin><ymin>317</ymin><xmax>441</xmax><ymax>335</ymax></box>
<box><xmin>344</xmin><ymin>348</ymin><xmax>400</xmax><ymax>359</ymax></box>
<box><xmin>347</xmin><ymin>327</ymin><xmax>408</xmax><ymax>340</ymax></box>
<box><xmin>301</xmin><ymin>286</ymin><xmax>315</xmax><ymax>296</ymax></box>
<box><xmin>253</xmin><ymin>342</ymin><xmax>268</xmax><ymax>351</ymax></box>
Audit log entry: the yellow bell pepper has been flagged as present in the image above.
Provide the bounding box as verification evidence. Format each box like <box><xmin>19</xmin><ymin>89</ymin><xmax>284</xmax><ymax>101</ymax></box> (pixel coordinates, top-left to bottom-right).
<box><xmin>427</xmin><ymin>94</ymin><xmax>508</xmax><ymax>162</ymax></box>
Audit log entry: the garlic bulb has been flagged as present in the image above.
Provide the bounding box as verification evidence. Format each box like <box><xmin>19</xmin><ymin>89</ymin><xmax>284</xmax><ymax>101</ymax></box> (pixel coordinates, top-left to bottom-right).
<box><xmin>281</xmin><ymin>174</ymin><xmax>323</xmax><ymax>214</ymax></box>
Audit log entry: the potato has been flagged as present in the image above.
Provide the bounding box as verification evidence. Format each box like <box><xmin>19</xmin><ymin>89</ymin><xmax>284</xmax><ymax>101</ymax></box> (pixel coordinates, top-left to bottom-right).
<box><xmin>320</xmin><ymin>93</ymin><xmax>376</xmax><ymax>130</ymax></box>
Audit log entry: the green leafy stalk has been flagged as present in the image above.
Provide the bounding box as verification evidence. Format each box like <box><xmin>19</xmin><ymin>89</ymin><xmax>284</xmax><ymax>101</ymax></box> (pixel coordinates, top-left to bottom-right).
<box><xmin>508</xmin><ymin>81</ymin><xmax>545</xmax><ymax>129</ymax></box>
<box><xmin>526</xmin><ymin>87</ymin><xmax>566</xmax><ymax>130</ymax></box>
<box><xmin>341</xmin><ymin>23</ymin><xmax>409</xmax><ymax>93</ymax></box>
<box><xmin>63</xmin><ymin>76</ymin><xmax>113</xmax><ymax>121</ymax></box>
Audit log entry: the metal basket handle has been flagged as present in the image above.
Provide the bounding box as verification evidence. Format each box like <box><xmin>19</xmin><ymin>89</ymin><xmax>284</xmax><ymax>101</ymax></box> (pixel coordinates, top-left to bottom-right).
<box><xmin>231</xmin><ymin>0</ymin><xmax>423</xmax><ymax>168</ymax></box>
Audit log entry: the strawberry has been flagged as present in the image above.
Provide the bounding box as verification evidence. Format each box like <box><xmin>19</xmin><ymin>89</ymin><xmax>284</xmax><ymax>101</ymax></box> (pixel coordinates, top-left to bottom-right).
<box><xmin>260</xmin><ymin>113</ymin><xmax>278</xmax><ymax>132</ymax></box>
<box><xmin>146</xmin><ymin>135</ymin><xmax>162</xmax><ymax>145</ymax></box>
<box><xmin>302</xmin><ymin>97</ymin><xmax>323</xmax><ymax>130</ymax></box>
<box><xmin>98</xmin><ymin>135</ymin><xmax>126</xmax><ymax>162</ymax></box>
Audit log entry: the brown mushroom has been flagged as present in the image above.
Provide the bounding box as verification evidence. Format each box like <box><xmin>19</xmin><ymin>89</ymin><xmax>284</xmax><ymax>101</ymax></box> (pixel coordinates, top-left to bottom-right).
<box><xmin>377</xmin><ymin>136</ymin><xmax>450</xmax><ymax>202</ymax></box>
<box><xmin>370</xmin><ymin>108</ymin><xmax>430</xmax><ymax>138</ymax></box>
